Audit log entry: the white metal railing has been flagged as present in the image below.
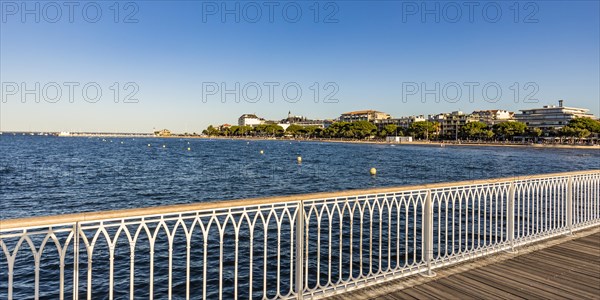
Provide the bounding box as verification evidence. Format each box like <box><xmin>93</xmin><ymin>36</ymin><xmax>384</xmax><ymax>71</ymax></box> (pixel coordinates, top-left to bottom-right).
<box><xmin>1</xmin><ymin>170</ymin><xmax>599</xmax><ymax>299</ymax></box>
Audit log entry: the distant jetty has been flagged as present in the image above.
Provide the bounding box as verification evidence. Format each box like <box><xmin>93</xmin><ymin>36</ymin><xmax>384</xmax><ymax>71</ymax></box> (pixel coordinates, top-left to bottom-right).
<box><xmin>1</xmin><ymin>131</ymin><xmax>154</xmax><ymax>138</ymax></box>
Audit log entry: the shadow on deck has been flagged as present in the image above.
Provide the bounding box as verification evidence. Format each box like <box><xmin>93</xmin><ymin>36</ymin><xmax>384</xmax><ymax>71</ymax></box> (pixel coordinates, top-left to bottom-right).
<box><xmin>328</xmin><ymin>228</ymin><xmax>600</xmax><ymax>300</ymax></box>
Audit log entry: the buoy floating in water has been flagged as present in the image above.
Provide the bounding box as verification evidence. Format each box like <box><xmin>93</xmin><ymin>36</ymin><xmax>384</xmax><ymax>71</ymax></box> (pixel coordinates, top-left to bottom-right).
<box><xmin>148</xmin><ymin>144</ymin><xmax>151</xmax><ymax>147</ymax></box>
<box><xmin>370</xmin><ymin>167</ymin><xmax>377</xmax><ymax>176</ymax></box>
<box><xmin>187</xmin><ymin>147</ymin><xmax>191</xmax><ymax>151</ymax></box>
<box><xmin>163</xmin><ymin>145</ymin><xmax>166</xmax><ymax>148</ymax></box>
<box><xmin>297</xmin><ymin>156</ymin><xmax>302</xmax><ymax>163</ymax></box>
<box><xmin>260</xmin><ymin>150</ymin><xmax>264</xmax><ymax>154</ymax></box>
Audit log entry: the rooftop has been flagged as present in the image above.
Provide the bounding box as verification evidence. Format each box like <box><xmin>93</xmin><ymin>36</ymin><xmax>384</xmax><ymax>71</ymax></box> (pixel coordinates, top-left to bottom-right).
<box><xmin>341</xmin><ymin>110</ymin><xmax>385</xmax><ymax>115</ymax></box>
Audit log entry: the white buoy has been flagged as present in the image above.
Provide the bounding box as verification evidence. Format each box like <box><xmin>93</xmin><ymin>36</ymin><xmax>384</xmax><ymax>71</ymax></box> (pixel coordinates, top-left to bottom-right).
<box><xmin>163</xmin><ymin>145</ymin><xmax>166</xmax><ymax>148</ymax></box>
<box><xmin>370</xmin><ymin>167</ymin><xmax>377</xmax><ymax>176</ymax></box>
<box><xmin>121</xmin><ymin>141</ymin><xmax>124</xmax><ymax>144</ymax></box>
<box><xmin>297</xmin><ymin>156</ymin><xmax>302</xmax><ymax>163</ymax></box>
<box><xmin>187</xmin><ymin>147</ymin><xmax>191</xmax><ymax>151</ymax></box>
<box><xmin>148</xmin><ymin>144</ymin><xmax>151</xmax><ymax>147</ymax></box>
<box><xmin>260</xmin><ymin>150</ymin><xmax>264</xmax><ymax>154</ymax></box>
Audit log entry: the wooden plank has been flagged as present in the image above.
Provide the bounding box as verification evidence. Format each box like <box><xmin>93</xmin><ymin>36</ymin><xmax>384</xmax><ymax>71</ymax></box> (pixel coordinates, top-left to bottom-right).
<box><xmin>396</xmin><ymin>285</ymin><xmax>442</xmax><ymax>300</ymax></box>
<box><xmin>514</xmin><ymin>259</ymin><xmax>600</xmax><ymax>291</ymax></box>
<box><xmin>573</xmin><ymin>240</ymin><xmax>600</xmax><ymax>252</ymax></box>
<box><xmin>523</xmin><ymin>252</ymin><xmax>600</xmax><ymax>274</ymax></box>
<box><xmin>501</xmin><ymin>257</ymin><xmax>597</xmax><ymax>282</ymax></box>
<box><xmin>384</xmin><ymin>291</ymin><xmax>419</xmax><ymax>300</ymax></box>
<box><xmin>551</xmin><ymin>241</ymin><xmax>600</xmax><ymax>255</ymax></box>
<box><xmin>523</xmin><ymin>252</ymin><xmax>600</xmax><ymax>275</ymax></box>
<box><xmin>515</xmin><ymin>254</ymin><xmax>599</xmax><ymax>278</ymax></box>
<box><xmin>441</xmin><ymin>275</ymin><xmax>517</xmax><ymax>300</ymax></box>
<box><xmin>469</xmin><ymin>267</ymin><xmax>570</xmax><ymax>299</ymax></box>
<box><xmin>547</xmin><ymin>242</ymin><xmax>600</xmax><ymax>257</ymax></box>
<box><xmin>528</xmin><ymin>252</ymin><xmax>600</xmax><ymax>276</ymax></box>
<box><xmin>543</xmin><ymin>247</ymin><xmax>600</xmax><ymax>263</ymax></box>
<box><xmin>411</xmin><ymin>281</ymin><xmax>467</xmax><ymax>300</ymax></box>
<box><xmin>491</xmin><ymin>263</ymin><xmax>597</xmax><ymax>299</ymax></box>
<box><xmin>575</xmin><ymin>236</ymin><xmax>600</xmax><ymax>248</ymax></box>
<box><xmin>459</xmin><ymin>271</ymin><xmax>537</xmax><ymax>299</ymax></box>
<box><xmin>480</xmin><ymin>266</ymin><xmax>576</xmax><ymax>298</ymax></box>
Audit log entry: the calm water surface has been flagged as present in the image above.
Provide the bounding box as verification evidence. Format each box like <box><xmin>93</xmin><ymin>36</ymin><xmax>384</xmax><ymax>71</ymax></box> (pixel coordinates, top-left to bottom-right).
<box><xmin>1</xmin><ymin>135</ymin><xmax>598</xmax><ymax>220</ymax></box>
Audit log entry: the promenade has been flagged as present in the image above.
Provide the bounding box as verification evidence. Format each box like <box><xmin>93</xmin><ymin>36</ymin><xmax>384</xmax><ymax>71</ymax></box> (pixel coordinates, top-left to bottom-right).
<box><xmin>330</xmin><ymin>228</ymin><xmax>600</xmax><ymax>299</ymax></box>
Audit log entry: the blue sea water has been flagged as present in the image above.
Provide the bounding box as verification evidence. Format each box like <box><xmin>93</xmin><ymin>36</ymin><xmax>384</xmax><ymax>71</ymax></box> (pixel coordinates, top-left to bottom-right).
<box><xmin>1</xmin><ymin>135</ymin><xmax>598</xmax><ymax>220</ymax></box>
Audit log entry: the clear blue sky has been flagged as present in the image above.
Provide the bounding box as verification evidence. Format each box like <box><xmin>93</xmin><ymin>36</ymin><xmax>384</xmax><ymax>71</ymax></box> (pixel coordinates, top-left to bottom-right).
<box><xmin>1</xmin><ymin>0</ymin><xmax>599</xmax><ymax>132</ymax></box>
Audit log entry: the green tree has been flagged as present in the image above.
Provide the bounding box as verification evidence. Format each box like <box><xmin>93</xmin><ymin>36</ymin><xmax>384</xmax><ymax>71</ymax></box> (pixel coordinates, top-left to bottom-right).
<box><xmin>564</xmin><ymin>118</ymin><xmax>600</xmax><ymax>134</ymax></box>
<box><xmin>526</xmin><ymin>127</ymin><xmax>543</xmax><ymax>142</ymax></box>
<box><xmin>561</xmin><ymin>126</ymin><xmax>591</xmax><ymax>139</ymax></box>
<box><xmin>493</xmin><ymin>121</ymin><xmax>526</xmax><ymax>140</ymax></box>
<box><xmin>409</xmin><ymin>121</ymin><xmax>438</xmax><ymax>140</ymax></box>
<box><xmin>527</xmin><ymin>127</ymin><xmax>543</xmax><ymax>137</ymax></box>
<box><xmin>228</xmin><ymin>126</ymin><xmax>240</xmax><ymax>136</ymax></box>
<box><xmin>285</xmin><ymin>124</ymin><xmax>304</xmax><ymax>137</ymax></box>
<box><xmin>460</xmin><ymin>121</ymin><xmax>489</xmax><ymax>140</ymax></box>
<box><xmin>379</xmin><ymin>124</ymin><xmax>399</xmax><ymax>137</ymax></box>
<box><xmin>300</xmin><ymin>126</ymin><xmax>320</xmax><ymax>138</ymax></box>
<box><xmin>237</xmin><ymin>125</ymin><xmax>253</xmax><ymax>136</ymax></box>
<box><xmin>203</xmin><ymin>125</ymin><xmax>220</xmax><ymax>136</ymax></box>
<box><xmin>351</xmin><ymin>121</ymin><xmax>378</xmax><ymax>139</ymax></box>
<box><xmin>324</xmin><ymin>122</ymin><xmax>347</xmax><ymax>138</ymax></box>
<box><xmin>266</xmin><ymin>124</ymin><xmax>284</xmax><ymax>136</ymax></box>
<box><xmin>483</xmin><ymin>129</ymin><xmax>495</xmax><ymax>140</ymax></box>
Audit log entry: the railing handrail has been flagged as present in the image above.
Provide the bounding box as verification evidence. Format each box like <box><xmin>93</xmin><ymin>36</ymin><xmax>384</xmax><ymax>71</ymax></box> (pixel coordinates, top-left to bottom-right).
<box><xmin>1</xmin><ymin>169</ymin><xmax>598</xmax><ymax>231</ymax></box>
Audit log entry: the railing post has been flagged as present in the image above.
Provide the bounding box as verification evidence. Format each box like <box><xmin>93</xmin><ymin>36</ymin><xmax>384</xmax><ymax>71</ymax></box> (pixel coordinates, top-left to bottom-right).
<box><xmin>567</xmin><ymin>176</ymin><xmax>573</xmax><ymax>235</ymax></box>
<box><xmin>295</xmin><ymin>201</ymin><xmax>304</xmax><ymax>299</ymax></box>
<box><xmin>73</xmin><ymin>222</ymin><xmax>80</xmax><ymax>300</ymax></box>
<box><xmin>423</xmin><ymin>190</ymin><xmax>435</xmax><ymax>277</ymax></box>
<box><xmin>507</xmin><ymin>182</ymin><xmax>516</xmax><ymax>252</ymax></box>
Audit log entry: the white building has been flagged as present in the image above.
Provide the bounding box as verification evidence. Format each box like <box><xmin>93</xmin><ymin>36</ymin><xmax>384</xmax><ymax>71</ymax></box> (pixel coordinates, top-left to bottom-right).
<box><xmin>375</xmin><ymin>115</ymin><xmax>426</xmax><ymax>130</ymax></box>
<box><xmin>238</xmin><ymin>114</ymin><xmax>265</xmax><ymax>127</ymax></box>
<box><xmin>429</xmin><ymin>111</ymin><xmax>479</xmax><ymax>139</ymax></box>
<box><xmin>515</xmin><ymin>100</ymin><xmax>596</xmax><ymax>133</ymax></box>
<box><xmin>340</xmin><ymin>110</ymin><xmax>390</xmax><ymax>122</ymax></box>
<box><xmin>386</xmin><ymin>136</ymin><xmax>413</xmax><ymax>143</ymax></box>
<box><xmin>471</xmin><ymin>110</ymin><xmax>514</xmax><ymax>126</ymax></box>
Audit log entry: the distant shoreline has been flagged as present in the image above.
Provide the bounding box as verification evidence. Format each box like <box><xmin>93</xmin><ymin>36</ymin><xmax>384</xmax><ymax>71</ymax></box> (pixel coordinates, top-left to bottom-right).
<box><xmin>213</xmin><ymin>136</ymin><xmax>600</xmax><ymax>150</ymax></box>
<box><xmin>5</xmin><ymin>132</ymin><xmax>598</xmax><ymax>150</ymax></box>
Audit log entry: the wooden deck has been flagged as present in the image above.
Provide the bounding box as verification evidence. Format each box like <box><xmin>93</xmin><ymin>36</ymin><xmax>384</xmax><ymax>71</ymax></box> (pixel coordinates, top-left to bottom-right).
<box><xmin>329</xmin><ymin>229</ymin><xmax>600</xmax><ymax>300</ymax></box>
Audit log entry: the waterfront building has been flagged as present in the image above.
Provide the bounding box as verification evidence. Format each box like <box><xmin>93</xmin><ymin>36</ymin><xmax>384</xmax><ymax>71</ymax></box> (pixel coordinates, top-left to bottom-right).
<box><xmin>386</xmin><ymin>136</ymin><xmax>413</xmax><ymax>143</ymax></box>
<box><xmin>471</xmin><ymin>110</ymin><xmax>514</xmax><ymax>126</ymax></box>
<box><xmin>429</xmin><ymin>111</ymin><xmax>479</xmax><ymax>139</ymax></box>
<box><xmin>154</xmin><ymin>129</ymin><xmax>172</xmax><ymax>137</ymax></box>
<box><xmin>374</xmin><ymin>115</ymin><xmax>426</xmax><ymax>130</ymax></box>
<box><xmin>238</xmin><ymin>114</ymin><xmax>265</xmax><ymax>127</ymax></box>
<box><xmin>339</xmin><ymin>110</ymin><xmax>390</xmax><ymax>122</ymax></box>
<box><xmin>515</xmin><ymin>100</ymin><xmax>596</xmax><ymax>133</ymax></box>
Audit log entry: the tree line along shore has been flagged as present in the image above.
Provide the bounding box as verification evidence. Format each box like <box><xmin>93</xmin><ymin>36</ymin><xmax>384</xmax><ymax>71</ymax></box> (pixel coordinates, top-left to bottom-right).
<box><xmin>200</xmin><ymin>118</ymin><xmax>600</xmax><ymax>145</ymax></box>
